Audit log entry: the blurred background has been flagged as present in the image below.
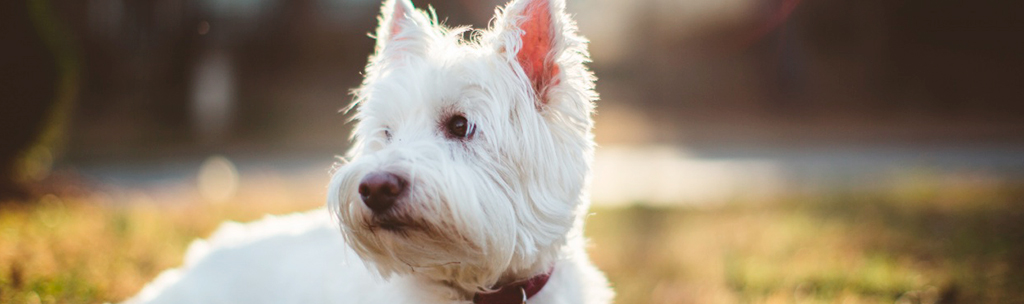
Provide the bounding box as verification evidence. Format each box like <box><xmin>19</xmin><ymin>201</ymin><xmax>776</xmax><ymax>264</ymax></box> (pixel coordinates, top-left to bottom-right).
<box><xmin>2</xmin><ymin>0</ymin><xmax>1024</xmax><ymax>303</ymax></box>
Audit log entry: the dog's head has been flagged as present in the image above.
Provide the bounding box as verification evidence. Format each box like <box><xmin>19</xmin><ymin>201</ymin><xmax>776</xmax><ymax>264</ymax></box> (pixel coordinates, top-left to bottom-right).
<box><xmin>327</xmin><ymin>0</ymin><xmax>595</xmax><ymax>292</ymax></box>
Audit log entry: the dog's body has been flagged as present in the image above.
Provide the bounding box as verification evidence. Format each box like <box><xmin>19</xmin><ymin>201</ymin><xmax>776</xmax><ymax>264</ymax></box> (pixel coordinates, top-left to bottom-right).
<box><xmin>128</xmin><ymin>211</ymin><xmax>609</xmax><ymax>304</ymax></box>
<box><xmin>128</xmin><ymin>0</ymin><xmax>612</xmax><ymax>303</ymax></box>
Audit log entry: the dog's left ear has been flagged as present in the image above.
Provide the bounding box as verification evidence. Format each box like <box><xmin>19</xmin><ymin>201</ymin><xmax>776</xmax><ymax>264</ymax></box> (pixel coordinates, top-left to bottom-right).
<box><xmin>494</xmin><ymin>0</ymin><xmax>580</xmax><ymax>108</ymax></box>
<box><xmin>372</xmin><ymin>0</ymin><xmax>433</xmax><ymax>63</ymax></box>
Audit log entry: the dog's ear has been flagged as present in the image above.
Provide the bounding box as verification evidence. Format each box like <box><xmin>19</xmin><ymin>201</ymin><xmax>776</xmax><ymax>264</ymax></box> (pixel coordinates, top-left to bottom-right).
<box><xmin>494</xmin><ymin>0</ymin><xmax>577</xmax><ymax>108</ymax></box>
<box><xmin>373</xmin><ymin>0</ymin><xmax>432</xmax><ymax>61</ymax></box>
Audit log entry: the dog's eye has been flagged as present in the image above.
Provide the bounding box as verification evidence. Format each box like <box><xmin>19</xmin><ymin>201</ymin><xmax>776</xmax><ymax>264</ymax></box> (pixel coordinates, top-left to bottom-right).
<box><xmin>384</xmin><ymin>129</ymin><xmax>392</xmax><ymax>141</ymax></box>
<box><xmin>445</xmin><ymin>115</ymin><xmax>471</xmax><ymax>139</ymax></box>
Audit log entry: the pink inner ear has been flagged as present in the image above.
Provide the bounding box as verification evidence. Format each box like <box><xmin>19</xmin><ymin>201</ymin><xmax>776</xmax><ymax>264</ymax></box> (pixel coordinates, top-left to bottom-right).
<box><xmin>517</xmin><ymin>0</ymin><xmax>560</xmax><ymax>103</ymax></box>
<box><xmin>389</xmin><ymin>1</ymin><xmax>408</xmax><ymax>38</ymax></box>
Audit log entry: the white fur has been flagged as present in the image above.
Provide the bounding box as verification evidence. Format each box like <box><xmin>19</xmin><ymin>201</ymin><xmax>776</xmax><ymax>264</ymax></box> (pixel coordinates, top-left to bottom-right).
<box><xmin>125</xmin><ymin>0</ymin><xmax>611</xmax><ymax>303</ymax></box>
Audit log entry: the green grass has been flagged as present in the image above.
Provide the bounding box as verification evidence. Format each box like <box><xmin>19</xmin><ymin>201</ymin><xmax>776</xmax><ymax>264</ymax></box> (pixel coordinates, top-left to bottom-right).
<box><xmin>2</xmin><ymin>180</ymin><xmax>1023</xmax><ymax>303</ymax></box>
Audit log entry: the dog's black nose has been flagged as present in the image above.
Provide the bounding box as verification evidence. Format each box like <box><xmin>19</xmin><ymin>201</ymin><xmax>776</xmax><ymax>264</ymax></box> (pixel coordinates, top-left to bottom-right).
<box><xmin>358</xmin><ymin>172</ymin><xmax>406</xmax><ymax>213</ymax></box>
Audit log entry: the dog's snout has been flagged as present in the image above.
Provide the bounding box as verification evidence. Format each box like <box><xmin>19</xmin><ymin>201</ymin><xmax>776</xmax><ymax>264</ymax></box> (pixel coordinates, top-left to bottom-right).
<box><xmin>358</xmin><ymin>172</ymin><xmax>406</xmax><ymax>213</ymax></box>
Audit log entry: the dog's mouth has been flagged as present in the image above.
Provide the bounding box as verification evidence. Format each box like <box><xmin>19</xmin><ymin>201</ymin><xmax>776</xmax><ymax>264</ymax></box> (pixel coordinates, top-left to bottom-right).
<box><xmin>367</xmin><ymin>215</ymin><xmax>423</xmax><ymax>233</ymax></box>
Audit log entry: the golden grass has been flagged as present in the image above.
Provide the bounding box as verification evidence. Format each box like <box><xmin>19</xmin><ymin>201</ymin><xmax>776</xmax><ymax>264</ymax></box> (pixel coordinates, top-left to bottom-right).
<box><xmin>2</xmin><ymin>179</ymin><xmax>1023</xmax><ymax>303</ymax></box>
<box><xmin>588</xmin><ymin>182</ymin><xmax>1024</xmax><ymax>303</ymax></box>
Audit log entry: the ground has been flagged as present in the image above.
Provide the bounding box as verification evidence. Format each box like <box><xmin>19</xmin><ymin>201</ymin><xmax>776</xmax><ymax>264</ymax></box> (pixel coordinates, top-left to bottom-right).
<box><xmin>1</xmin><ymin>179</ymin><xmax>1022</xmax><ymax>304</ymax></box>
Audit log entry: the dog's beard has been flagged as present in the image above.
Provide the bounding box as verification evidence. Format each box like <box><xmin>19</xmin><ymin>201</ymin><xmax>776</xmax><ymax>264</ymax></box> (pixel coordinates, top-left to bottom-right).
<box><xmin>327</xmin><ymin>146</ymin><xmax>519</xmax><ymax>292</ymax></box>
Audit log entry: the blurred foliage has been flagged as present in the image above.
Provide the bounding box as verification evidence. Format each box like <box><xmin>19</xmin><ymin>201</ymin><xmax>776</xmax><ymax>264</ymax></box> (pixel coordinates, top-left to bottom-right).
<box><xmin>17</xmin><ymin>0</ymin><xmax>81</xmax><ymax>183</ymax></box>
<box><xmin>1</xmin><ymin>0</ymin><xmax>80</xmax><ymax>199</ymax></box>
<box><xmin>1</xmin><ymin>181</ymin><xmax>1023</xmax><ymax>303</ymax></box>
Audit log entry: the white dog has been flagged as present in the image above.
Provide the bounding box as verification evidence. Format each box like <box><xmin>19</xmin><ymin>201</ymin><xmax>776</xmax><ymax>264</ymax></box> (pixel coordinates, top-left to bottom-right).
<box><xmin>127</xmin><ymin>0</ymin><xmax>612</xmax><ymax>303</ymax></box>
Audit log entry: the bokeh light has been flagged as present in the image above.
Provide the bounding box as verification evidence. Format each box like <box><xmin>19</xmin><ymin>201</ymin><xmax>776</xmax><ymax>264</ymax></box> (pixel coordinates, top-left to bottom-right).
<box><xmin>196</xmin><ymin>155</ymin><xmax>239</xmax><ymax>204</ymax></box>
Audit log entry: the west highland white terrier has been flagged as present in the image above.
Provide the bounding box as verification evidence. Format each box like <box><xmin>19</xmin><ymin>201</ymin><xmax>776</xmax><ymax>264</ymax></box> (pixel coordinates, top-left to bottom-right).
<box><xmin>127</xmin><ymin>0</ymin><xmax>612</xmax><ymax>303</ymax></box>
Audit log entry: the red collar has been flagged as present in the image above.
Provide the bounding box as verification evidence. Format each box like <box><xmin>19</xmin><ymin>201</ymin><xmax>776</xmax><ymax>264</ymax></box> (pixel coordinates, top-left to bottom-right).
<box><xmin>473</xmin><ymin>269</ymin><xmax>553</xmax><ymax>304</ymax></box>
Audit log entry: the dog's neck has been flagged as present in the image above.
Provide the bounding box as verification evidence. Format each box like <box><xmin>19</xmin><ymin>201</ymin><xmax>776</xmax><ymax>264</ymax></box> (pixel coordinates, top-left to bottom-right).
<box><xmin>412</xmin><ymin>241</ymin><xmax>570</xmax><ymax>301</ymax></box>
<box><xmin>385</xmin><ymin>202</ymin><xmax>590</xmax><ymax>301</ymax></box>
<box><xmin>427</xmin><ymin>261</ymin><xmax>557</xmax><ymax>303</ymax></box>
<box><xmin>495</xmin><ymin>262</ymin><xmax>555</xmax><ymax>291</ymax></box>
<box><xmin>473</xmin><ymin>268</ymin><xmax>553</xmax><ymax>304</ymax></box>
<box><xmin>430</xmin><ymin>259</ymin><xmax>556</xmax><ymax>298</ymax></box>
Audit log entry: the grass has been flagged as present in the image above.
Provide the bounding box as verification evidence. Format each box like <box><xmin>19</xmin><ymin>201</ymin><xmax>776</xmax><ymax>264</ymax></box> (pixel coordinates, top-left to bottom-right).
<box><xmin>2</xmin><ymin>177</ymin><xmax>1023</xmax><ymax>303</ymax></box>
<box><xmin>587</xmin><ymin>182</ymin><xmax>1024</xmax><ymax>303</ymax></box>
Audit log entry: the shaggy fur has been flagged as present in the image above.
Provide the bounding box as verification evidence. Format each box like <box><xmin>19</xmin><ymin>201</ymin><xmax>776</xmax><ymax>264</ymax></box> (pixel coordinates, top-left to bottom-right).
<box><xmin>126</xmin><ymin>0</ymin><xmax>611</xmax><ymax>303</ymax></box>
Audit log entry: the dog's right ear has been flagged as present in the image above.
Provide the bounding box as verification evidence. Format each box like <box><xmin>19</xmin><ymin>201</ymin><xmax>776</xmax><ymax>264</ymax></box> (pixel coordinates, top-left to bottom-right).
<box><xmin>372</xmin><ymin>0</ymin><xmax>432</xmax><ymax>61</ymax></box>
